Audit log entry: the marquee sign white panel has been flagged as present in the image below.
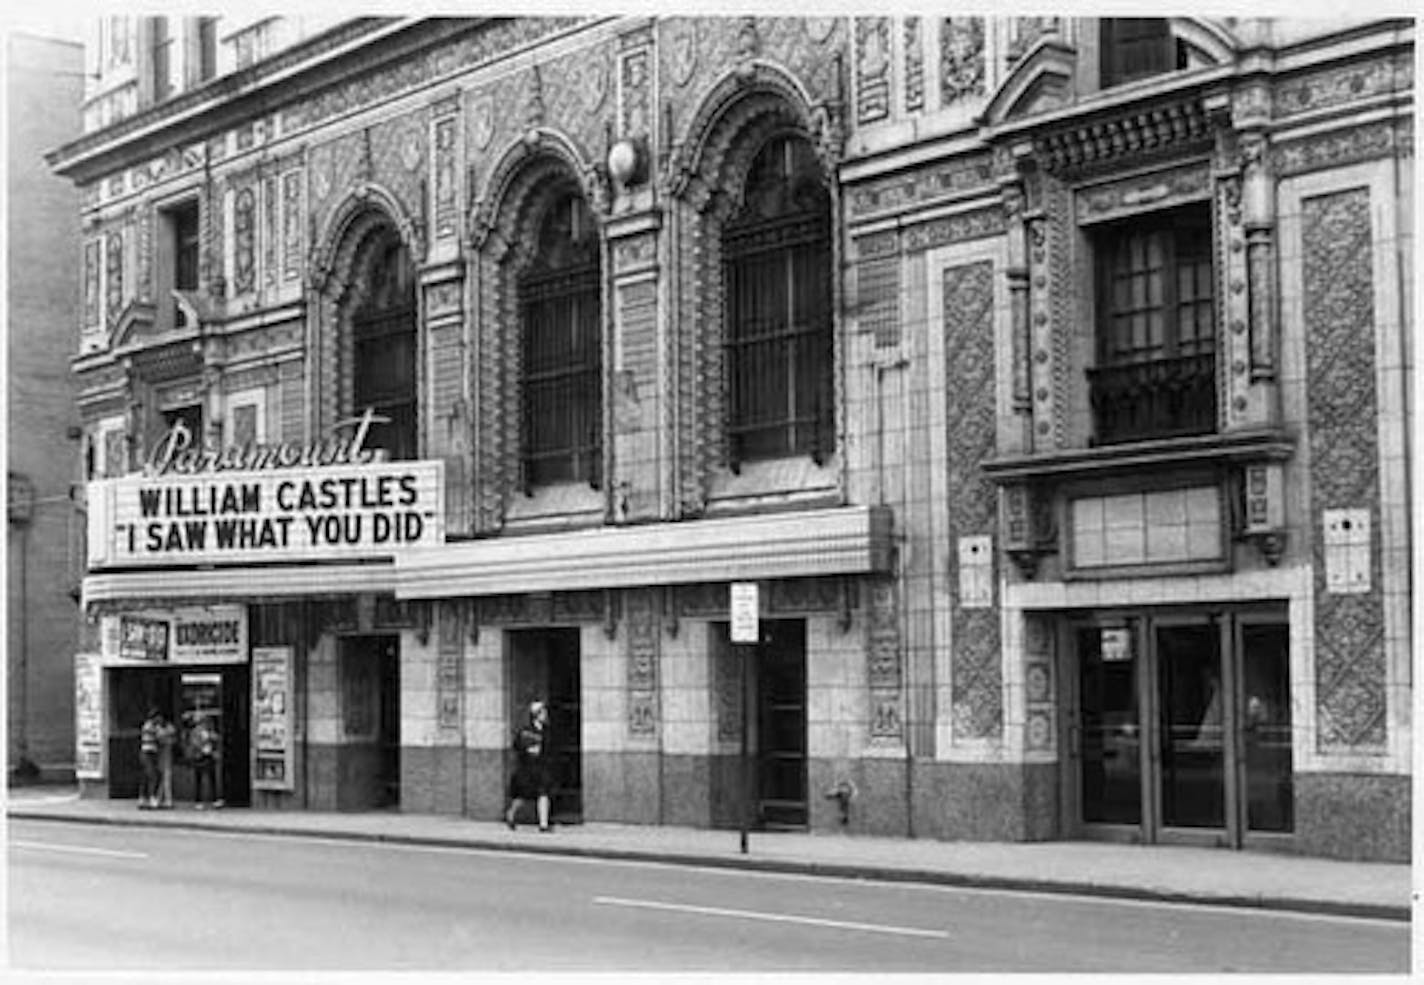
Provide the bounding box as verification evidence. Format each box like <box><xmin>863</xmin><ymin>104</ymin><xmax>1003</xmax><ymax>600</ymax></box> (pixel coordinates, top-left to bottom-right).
<box><xmin>87</xmin><ymin>461</ymin><xmax>445</xmax><ymax>569</ymax></box>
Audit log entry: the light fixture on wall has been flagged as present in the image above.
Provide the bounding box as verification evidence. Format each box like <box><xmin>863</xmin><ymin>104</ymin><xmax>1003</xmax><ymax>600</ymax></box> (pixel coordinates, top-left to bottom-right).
<box><xmin>606</xmin><ymin>137</ymin><xmax>644</xmax><ymax>188</ymax></box>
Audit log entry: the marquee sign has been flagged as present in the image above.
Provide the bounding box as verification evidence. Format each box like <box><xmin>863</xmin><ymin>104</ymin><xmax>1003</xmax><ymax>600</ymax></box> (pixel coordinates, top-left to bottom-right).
<box><xmin>87</xmin><ymin>459</ymin><xmax>445</xmax><ymax>568</ymax></box>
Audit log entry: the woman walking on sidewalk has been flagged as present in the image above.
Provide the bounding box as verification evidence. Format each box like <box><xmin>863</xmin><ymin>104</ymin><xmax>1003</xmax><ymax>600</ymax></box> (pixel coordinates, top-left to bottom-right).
<box><xmin>504</xmin><ymin>701</ymin><xmax>553</xmax><ymax>832</ymax></box>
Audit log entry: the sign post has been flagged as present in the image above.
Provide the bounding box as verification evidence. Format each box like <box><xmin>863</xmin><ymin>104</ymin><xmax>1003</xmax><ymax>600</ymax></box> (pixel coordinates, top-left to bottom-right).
<box><xmin>730</xmin><ymin>582</ymin><xmax>759</xmax><ymax>855</ymax></box>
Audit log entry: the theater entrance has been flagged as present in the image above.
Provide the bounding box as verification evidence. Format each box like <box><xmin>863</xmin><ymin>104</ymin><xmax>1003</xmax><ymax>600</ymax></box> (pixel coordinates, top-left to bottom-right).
<box><xmin>1064</xmin><ymin>606</ymin><xmax>1293</xmax><ymax>848</ymax></box>
<box><xmin>338</xmin><ymin>635</ymin><xmax>401</xmax><ymax>809</ymax></box>
<box><xmin>507</xmin><ymin>628</ymin><xmax>582</xmax><ymax>823</ymax></box>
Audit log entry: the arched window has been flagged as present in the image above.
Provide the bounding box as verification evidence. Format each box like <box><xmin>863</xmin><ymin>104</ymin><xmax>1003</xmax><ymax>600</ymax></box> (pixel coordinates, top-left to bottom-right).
<box><xmin>722</xmin><ymin>134</ymin><xmax>834</xmax><ymax>470</ymax></box>
<box><xmin>351</xmin><ymin>233</ymin><xmax>417</xmax><ymax>460</ymax></box>
<box><xmin>518</xmin><ymin>192</ymin><xmax>602</xmax><ymax>490</ymax></box>
<box><xmin>1100</xmin><ymin>18</ymin><xmax>1186</xmax><ymax>88</ymax></box>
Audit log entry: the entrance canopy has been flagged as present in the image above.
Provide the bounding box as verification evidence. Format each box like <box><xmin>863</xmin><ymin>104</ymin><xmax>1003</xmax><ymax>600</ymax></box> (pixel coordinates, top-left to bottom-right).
<box><xmin>395</xmin><ymin>505</ymin><xmax>894</xmax><ymax>599</ymax></box>
<box><xmin>82</xmin><ymin>561</ymin><xmax>397</xmax><ymax>610</ymax></box>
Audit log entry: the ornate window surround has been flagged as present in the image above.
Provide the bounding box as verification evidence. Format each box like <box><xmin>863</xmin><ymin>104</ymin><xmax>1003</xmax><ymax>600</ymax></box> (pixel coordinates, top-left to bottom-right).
<box><xmin>661</xmin><ymin>62</ymin><xmax>847</xmax><ymax>518</ymax></box>
<box><xmin>467</xmin><ymin>130</ymin><xmax>612</xmax><ymax>533</ymax></box>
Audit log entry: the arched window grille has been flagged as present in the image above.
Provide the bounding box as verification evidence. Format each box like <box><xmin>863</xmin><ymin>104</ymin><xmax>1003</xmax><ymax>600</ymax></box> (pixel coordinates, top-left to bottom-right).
<box><xmin>518</xmin><ymin>192</ymin><xmax>602</xmax><ymax>491</ymax></box>
<box><xmin>352</xmin><ymin>234</ymin><xmax>418</xmax><ymax>461</ymax></box>
<box><xmin>722</xmin><ymin>134</ymin><xmax>834</xmax><ymax>472</ymax></box>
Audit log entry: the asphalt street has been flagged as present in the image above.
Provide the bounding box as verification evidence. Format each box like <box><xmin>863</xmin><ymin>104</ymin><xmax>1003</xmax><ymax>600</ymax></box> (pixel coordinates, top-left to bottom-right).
<box><xmin>6</xmin><ymin>818</ymin><xmax>1410</xmax><ymax>972</ymax></box>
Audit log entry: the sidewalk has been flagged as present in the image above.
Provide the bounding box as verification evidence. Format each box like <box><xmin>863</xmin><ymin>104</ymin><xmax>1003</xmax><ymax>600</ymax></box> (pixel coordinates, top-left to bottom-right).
<box><xmin>6</xmin><ymin>785</ymin><xmax>1410</xmax><ymax>922</ymax></box>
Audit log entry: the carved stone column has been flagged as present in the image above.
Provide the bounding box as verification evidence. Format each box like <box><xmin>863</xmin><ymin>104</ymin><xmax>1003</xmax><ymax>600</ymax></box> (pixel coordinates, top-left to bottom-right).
<box><xmin>606</xmin><ymin>210</ymin><xmax>662</xmax><ymax>524</ymax></box>
<box><xmin>998</xmin><ymin>154</ymin><xmax>1032</xmax><ymax>456</ymax></box>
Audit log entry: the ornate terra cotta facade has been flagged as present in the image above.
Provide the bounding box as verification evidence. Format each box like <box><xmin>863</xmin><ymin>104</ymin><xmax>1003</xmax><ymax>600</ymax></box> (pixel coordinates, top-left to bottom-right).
<box><xmin>49</xmin><ymin>15</ymin><xmax>1411</xmax><ymax>860</ymax></box>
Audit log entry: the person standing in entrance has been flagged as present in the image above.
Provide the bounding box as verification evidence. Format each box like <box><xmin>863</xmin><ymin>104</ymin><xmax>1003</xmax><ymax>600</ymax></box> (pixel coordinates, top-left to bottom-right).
<box><xmin>188</xmin><ymin>714</ymin><xmax>221</xmax><ymax>810</ymax></box>
<box><xmin>504</xmin><ymin>701</ymin><xmax>552</xmax><ymax>832</ymax></box>
<box><xmin>154</xmin><ymin>711</ymin><xmax>178</xmax><ymax>809</ymax></box>
<box><xmin>138</xmin><ymin>708</ymin><xmax>162</xmax><ymax>809</ymax></box>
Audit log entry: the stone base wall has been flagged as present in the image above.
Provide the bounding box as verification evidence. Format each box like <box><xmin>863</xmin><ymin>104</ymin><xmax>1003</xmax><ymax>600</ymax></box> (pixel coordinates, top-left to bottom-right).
<box><xmin>1294</xmin><ymin>772</ymin><xmax>1409</xmax><ymax>862</ymax></box>
<box><xmin>400</xmin><ymin>745</ymin><xmax>466</xmax><ymax>815</ymax></box>
<box><xmin>808</xmin><ymin>756</ymin><xmax>909</xmax><ymax>836</ymax></box>
<box><xmin>305</xmin><ymin>742</ymin><xmax>384</xmax><ymax>812</ymax></box>
<box><xmin>462</xmin><ymin>748</ymin><xmax>505</xmax><ymax>819</ymax></box>
<box><xmin>583</xmin><ymin>750</ymin><xmax>661</xmax><ymax>824</ymax></box>
<box><xmin>910</xmin><ymin>760</ymin><xmax>1059</xmax><ymax>842</ymax></box>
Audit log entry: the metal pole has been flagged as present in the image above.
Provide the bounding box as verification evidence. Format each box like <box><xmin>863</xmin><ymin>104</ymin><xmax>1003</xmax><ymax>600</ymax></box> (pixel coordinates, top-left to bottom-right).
<box><xmin>739</xmin><ymin>641</ymin><xmax>749</xmax><ymax>855</ymax></box>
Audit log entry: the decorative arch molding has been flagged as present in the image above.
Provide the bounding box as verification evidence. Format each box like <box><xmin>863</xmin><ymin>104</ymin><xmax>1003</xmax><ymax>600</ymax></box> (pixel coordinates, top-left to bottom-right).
<box><xmin>469</xmin><ymin>127</ymin><xmax>610</xmax><ymax>254</ymax></box>
<box><xmin>982</xmin><ymin>18</ymin><xmax>1239</xmax><ymax>130</ymax></box>
<box><xmin>662</xmin><ymin>59</ymin><xmax>842</xmax><ymax>206</ymax></box>
<box><xmin>466</xmin><ymin>132</ymin><xmax>607</xmax><ymax>533</ymax></box>
<box><xmin>309</xmin><ymin>181</ymin><xmax>422</xmax><ymax>296</ymax></box>
<box><xmin>306</xmin><ymin>184</ymin><xmax>416</xmax><ymax>439</ymax></box>
<box><xmin>980</xmin><ymin>37</ymin><xmax>1078</xmax><ymax>128</ymax></box>
<box><xmin>662</xmin><ymin>59</ymin><xmax>845</xmax><ymax>518</ymax></box>
<box><xmin>1169</xmin><ymin>17</ymin><xmax>1240</xmax><ymax>66</ymax></box>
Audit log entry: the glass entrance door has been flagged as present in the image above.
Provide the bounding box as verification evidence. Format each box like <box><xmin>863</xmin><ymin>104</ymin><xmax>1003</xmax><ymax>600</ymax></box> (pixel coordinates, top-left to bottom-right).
<box><xmin>1077</xmin><ymin>627</ymin><xmax>1142</xmax><ymax>829</ymax></box>
<box><xmin>1070</xmin><ymin>608</ymin><xmax>1291</xmax><ymax>848</ymax></box>
<box><xmin>1155</xmin><ymin>622</ymin><xmax>1226</xmax><ymax>834</ymax></box>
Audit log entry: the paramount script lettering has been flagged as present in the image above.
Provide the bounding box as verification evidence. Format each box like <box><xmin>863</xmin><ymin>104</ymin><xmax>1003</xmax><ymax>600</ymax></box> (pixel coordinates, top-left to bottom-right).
<box><xmin>146</xmin><ymin>408</ymin><xmax>387</xmax><ymax>476</ymax></box>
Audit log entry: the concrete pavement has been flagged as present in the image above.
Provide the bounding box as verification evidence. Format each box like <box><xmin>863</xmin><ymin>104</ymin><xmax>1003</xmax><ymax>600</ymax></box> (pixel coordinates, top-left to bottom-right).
<box><xmin>5</xmin><ymin>784</ymin><xmax>1410</xmax><ymax>922</ymax></box>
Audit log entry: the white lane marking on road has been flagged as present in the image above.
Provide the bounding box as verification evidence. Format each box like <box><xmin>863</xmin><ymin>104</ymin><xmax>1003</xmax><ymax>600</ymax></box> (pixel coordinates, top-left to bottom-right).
<box><xmin>18</xmin><ymin>821</ymin><xmax>1401</xmax><ymax>929</ymax></box>
<box><xmin>593</xmin><ymin>894</ymin><xmax>950</xmax><ymax>939</ymax></box>
<box><xmin>9</xmin><ymin>840</ymin><xmax>148</xmax><ymax>860</ymax></box>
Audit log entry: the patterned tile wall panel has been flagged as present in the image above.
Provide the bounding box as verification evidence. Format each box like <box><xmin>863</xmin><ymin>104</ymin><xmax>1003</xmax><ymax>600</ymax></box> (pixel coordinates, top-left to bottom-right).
<box><xmin>233</xmin><ymin>182</ymin><xmax>257</xmax><ymax>297</ymax></box>
<box><xmin>858</xmin><ymin>254</ymin><xmax>902</xmax><ymax>348</ymax></box>
<box><xmin>437</xmin><ymin>602</ymin><xmax>464</xmax><ymax>732</ymax></box>
<box><xmin>626</xmin><ymin>588</ymin><xmax>660</xmax><ymax>735</ymax></box>
<box><xmin>433</xmin><ymin>115</ymin><xmax>459</xmax><ymax>240</ymax></box>
<box><xmin>281</xmin><ymin>169</ymin><xmax>304</xmax><ymax>282</ymax></box>
<box><xmin>84</xmin><ymin>239</ymin><xmax>101</xmax><ymax>329</ymax></box>
<box><xmin>866</xmin><ymin>577</ymin><xmax>903</xmax><ymax>739</ymax></box>
<box><xmin>369</xmin><ymin>109</ymin><xmax>430</xmax><ymax>240</ymax></box>
<box><xmin>939</xmin><ymin>18</ymin><xmax>985</xmax><ymax>107</ymax></box>
<box><xmin>904</xmin><ymin>18</ymin><xmax>924</xmax><ymax>113</ymax></box>
<box><xmin>855</xmin><ymin>18</ymin><xmax>891</xmax><ymax>124</ymax></box>
<box><xmin>278</xmin><ymin>359</ymin><xmax>305</xmax><ymax>443</ymax></box>
<box><xmin>943</xmin><ymin>259</ymin><xmax>1002</xmax><ymax>741</ymax></box>
<box><xmin>308</xmin><ymin>133</ymin><xmax>365</xmax><ymax>250</ymax></box>
<box><xmin>104</xmin><ymin>228</ymin><xmax>123</xmax><ymax>329</ymax></box>
<box><xmin>658</xmin><ymin>18</ymin><xmax>842</xmax><ymax>137</ymax></box>
<box><xmin>261</xmin><ymin>174</ymin><xmax>279</xmax><ymax>295</ymax></box>
<box><xmin>1303</xmin><ymin>187</ymin><xmax>1387</xmax><ymax>753</ymax></box>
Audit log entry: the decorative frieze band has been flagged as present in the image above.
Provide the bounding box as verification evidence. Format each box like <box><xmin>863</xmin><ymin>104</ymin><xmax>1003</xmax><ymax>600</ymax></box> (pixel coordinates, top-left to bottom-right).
<box><xmin>1272</xmin><ymin>117</ymin><xmax>1412</xmax><ymax>178</ymax></box>
<box><xmin>847</xmin><ymin>153</ymin><xmax>993</xmax><ymax>220</ymax></box>
<box><xmin>1074</xmin><ymin>161</ymin><xmax>1212</xmax><ymax>225</ymax></box>
<box><xmin>1273</xmin><ymin>51</ymin><xmax>1413</xmax><ymax>120</ymax></box>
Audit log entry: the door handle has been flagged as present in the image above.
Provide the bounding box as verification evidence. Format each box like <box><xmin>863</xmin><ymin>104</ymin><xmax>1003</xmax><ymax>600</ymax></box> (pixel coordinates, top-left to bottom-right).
<box><xmin>1069</xmin><ymin>724</ymin><xmax>1081</xmax><ymax>758</ymax></box>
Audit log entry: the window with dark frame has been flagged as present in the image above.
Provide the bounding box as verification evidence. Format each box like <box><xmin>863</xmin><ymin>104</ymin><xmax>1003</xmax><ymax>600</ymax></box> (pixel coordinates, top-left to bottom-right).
<box><xmin>1099</xmin><ymin>18</ymin><xmax>1186</xmax><ymax>89</ymax></box>
<box><xmin>352</xmin><ymin>235</ymin><xmax>418</xmax><ymax>462</ymax></box>
<box><xmin>149</xmin><ymin>17</ymin><xmax>173</xmax><ymax>103</ymax></box>
<box><xmin>156</xmin><ymin>199</ymin><xmax>200</xmax><ymax>332</ymax></box>
<box><xmin>197</xmin><ymin>18</ymin><xmax>218</xmax><ymax>83</ymax></box>
<box><xmin>518</xmin><ymin>192</ymin><xmax>603</xmax><ymax>492</ymax></box>
<box><xmin>722</xmin><ymin>135</ymin><xmax>834</xmax><ymax>471</ymax></box>
<box><xmin>1088</xmin><ymin>205</ymin><xmax>1217</xmax><ymax>445</ymax></box>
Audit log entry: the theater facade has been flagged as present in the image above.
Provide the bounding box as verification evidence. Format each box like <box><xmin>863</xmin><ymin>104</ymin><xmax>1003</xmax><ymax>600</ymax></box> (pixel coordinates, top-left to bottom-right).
<box><xmin>52</xmin><ymin>15</ymin><xmax>1411</xmax><ymax>859</ymax></box>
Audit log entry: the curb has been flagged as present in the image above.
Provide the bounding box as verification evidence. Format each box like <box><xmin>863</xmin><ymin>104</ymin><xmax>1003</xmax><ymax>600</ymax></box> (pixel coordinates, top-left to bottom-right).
<box><xmin>9</xmin><ymin>808</ymin><xmax>1409</xmax><ymax>924</ymax></box>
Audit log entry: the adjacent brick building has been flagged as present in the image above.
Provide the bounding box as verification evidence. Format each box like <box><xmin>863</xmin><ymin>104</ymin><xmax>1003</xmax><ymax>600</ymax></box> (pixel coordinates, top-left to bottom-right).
<box><xmin>7</xmin><ymin>30</ymin><xmax>84</xmax><ymax>781</ymax></box>
<box><xmin>48</xmin><ymin>15</ymin><xmax>1411</xmax><ymax>859</ymax></box>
